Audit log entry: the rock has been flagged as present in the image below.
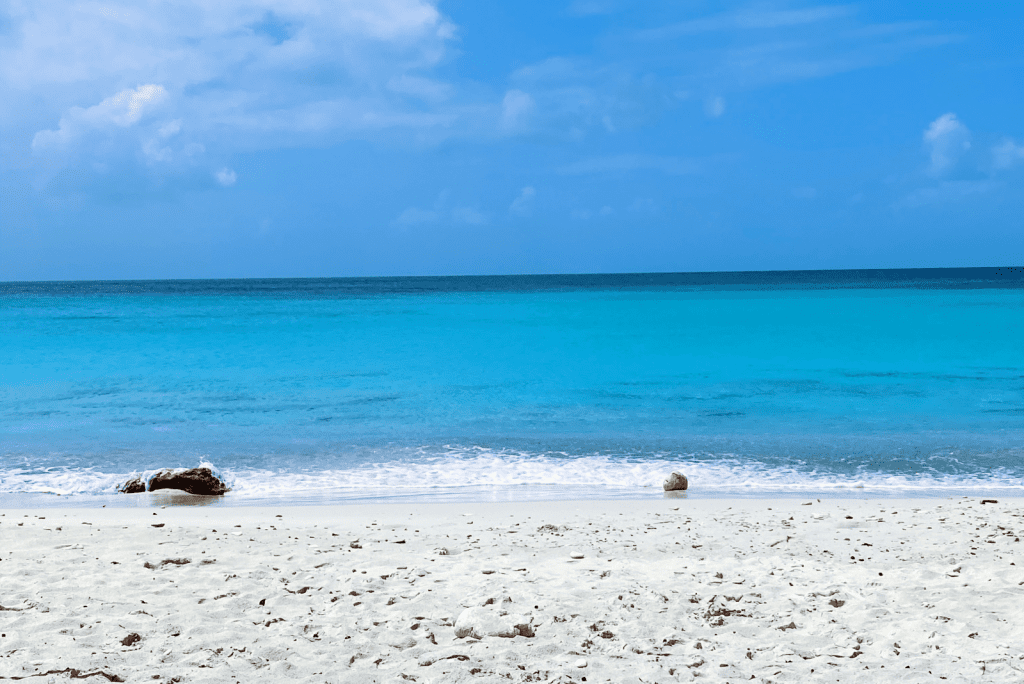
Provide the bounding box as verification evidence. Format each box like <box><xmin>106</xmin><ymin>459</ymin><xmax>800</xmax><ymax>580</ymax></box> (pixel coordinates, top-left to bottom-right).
<box><xmin>513</xmin><ymin>622</ymin><xmax>535</xmax><ymax>637</ymax></box>
<box><xmin>119</xmin><ymin>477</ymin><xmax>146</xmax><ymax>494</ymax></box>
<box><xmin>147</xmin><ymin>467</ymin><xmax>229</xmax><ymax>495</ymax></box>
<box><xmin>454</xmin><ymin>607</ymin><xmax>533</xmax><ymax>639</ymax></box>
<box><xmin>569</xmin><ymin>552</ymin><xmax>585</xmax><ymax>559</ymax></box>
<box><xmin>663</xmin><ymin>471</ymin><xmax>688</xmax><ymax>491</ymax></box>
<box><xmin>575</xmin><ymin>658</ymin><xmax>588</xmax><ymax>668</ymax></box>
<box><xmin>120</xmin><ymin>632</ymin><xmax>141</xmax><ymax>647</ymax></box>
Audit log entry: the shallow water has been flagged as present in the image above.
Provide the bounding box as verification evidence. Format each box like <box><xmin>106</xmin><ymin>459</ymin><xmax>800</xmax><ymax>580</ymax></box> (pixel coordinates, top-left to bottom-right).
<box><xmin>2</xmin><ymin>268</ymin><xmax>1023</xmax><ymax>504</ymax></box>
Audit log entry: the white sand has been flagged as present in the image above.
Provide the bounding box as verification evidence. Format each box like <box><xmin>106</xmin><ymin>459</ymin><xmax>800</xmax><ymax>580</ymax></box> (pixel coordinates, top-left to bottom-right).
<box><xmin>1</xmin><ymin>497</ymin><xmax>1022</xmax><ymax>683</ymax></box>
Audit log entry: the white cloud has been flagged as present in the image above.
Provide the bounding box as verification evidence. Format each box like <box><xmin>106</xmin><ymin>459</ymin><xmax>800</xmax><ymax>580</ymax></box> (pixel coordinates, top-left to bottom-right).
<box><xmin>393</xmin><ymin>206</ymin><xmax>439</xmax><ymax>226</ymax></box>
<box><xmin>501</xmin><ymin>90</ymin><xmax>535</xmax><ymax>132</ymax></box>
<box><xmin>923</xmin><ymin>113</ymin><xmax>970</xmax><ymax>175</ymax></box>
<box><xmin>704</xmin><ymin>96</ymin><xmax>725</xmax><ymax>118</ymax></box>
<box><xmin>509</xmin><ymin>186</ymin><xmax>536</xmax><ymax>216</ymax></box>
<box><xmin>636</xmin><ymin>5</ymin><xmax>855</xmax><ymax>40</ymax></box>
<box><xmin>627</xmin><ymin>7</ymin><xmax>959</xmax><ymax>94</ymax></box>
<box><xmin>142</xmin><ymin>139</ymin><xmax>173</xmax><ymax>163</ymax></box>
<box><xmin>993</xmin><ymin>139</ymin><xmax>1024</xmax><ymax>170</ymax></box>
<box><xmin>452</xmin><ymin>206</ymin><xmax>488</xmax><ymax>225</ymax></box>
<box><xmin>571</xmin><ymin>204</ymin><xmax>615</xmax><ymax>220</ymax></box>
<box><xmin>559</xmin><ymin>154</ymin><xmax>699</xmax><ymax>175</ymax></box>
<box><xmin>507</xmin><ymin>57</ymin><xmax>665</xmax><ymax>139</ymax></box>
<box><xmin>392</xmin><ymin>190</ymin><xmax>487</xmax><ymax>226</ymax></box>
<box><xmin>901</xmin><ymin>179</ymin><xmax>997</xmax><ymax>207</ymax></box>
<box><xmin>32</xmin><ymin>85</ymin><xmax>168</xmax><ymax>149</ymax></box>
<box><xmin>386</xmin><ymin>75</ymin><xmax>453</xmax><ymax>101</ymax></box>
<box><xmin>567</xmin><ymin>0</ymin><xmax>616</xmax><ymax>17</ymax></box>
<box><xmin>9</xmin><ymin>0</ymin><xmax>458</xmax><ymax>170</ymax></box>
<box><xmin>215</xmin><ymin>168</ymin><xmax>237</xmax><ymax>186</ymax></box>
<box><xmin>158</xmin><ymin>120</ymin><xmax>182</xmax><ymax>138</ymax></box>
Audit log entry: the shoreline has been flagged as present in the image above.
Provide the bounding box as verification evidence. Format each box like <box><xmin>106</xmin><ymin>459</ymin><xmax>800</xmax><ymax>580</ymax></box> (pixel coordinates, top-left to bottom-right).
<box><xmin>3</xmin><ymin>485</ymin><xmax>1024</xmax><ymax>510</ymax></box>
<box><xmin>3</xmin><ymin>497</ymin><xmax>1022</xmax><ymax>682</ymax></box>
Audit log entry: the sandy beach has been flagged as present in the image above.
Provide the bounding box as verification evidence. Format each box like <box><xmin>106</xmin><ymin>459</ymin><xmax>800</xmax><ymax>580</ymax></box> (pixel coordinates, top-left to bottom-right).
<box><xmin>2</xmin><ymin>496</ymin><xmax>1022</xmax><ymax>683</ymax></box>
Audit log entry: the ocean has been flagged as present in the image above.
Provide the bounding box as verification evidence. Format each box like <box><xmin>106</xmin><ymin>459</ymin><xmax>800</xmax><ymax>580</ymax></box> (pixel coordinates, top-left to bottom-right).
<box><xmin>2</xmin><ymin>268</ymin><xmax>1023</xmax><ymax>506</ymax></box>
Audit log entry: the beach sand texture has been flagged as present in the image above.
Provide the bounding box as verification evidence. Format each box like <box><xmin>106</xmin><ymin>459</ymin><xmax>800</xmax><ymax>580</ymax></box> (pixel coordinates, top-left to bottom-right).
<box><xmin>1</xmin><ymin>498</ymin><xmax>1022</xmax><ymax>683</ymax></box>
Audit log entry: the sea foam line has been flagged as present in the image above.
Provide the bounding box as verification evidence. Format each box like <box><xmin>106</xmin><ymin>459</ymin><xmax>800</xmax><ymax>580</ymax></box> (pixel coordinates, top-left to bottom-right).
<box><xmin>1</xmin><ymin>453</ymin><xmax>1022</xmax><ymax>497</ymax></box>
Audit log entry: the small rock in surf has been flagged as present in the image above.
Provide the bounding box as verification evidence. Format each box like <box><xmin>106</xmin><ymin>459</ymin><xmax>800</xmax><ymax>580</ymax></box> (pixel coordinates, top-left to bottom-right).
<box><xmin>663</xmin><ymin>472</ymin><xmax>688</xmax><ymax>491</ymax></box>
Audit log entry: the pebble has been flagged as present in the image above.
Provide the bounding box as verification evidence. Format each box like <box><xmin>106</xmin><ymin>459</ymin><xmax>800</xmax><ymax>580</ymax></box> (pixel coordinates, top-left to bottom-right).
<box><xmin>575</xmin><ymin>658</ymin><xmax>588</xmax><ymax>668</ymax></box>
<box><xmin>570</xmin><ymin>552</ymin><xmax>584</xmax><ymax>559</ymax></box>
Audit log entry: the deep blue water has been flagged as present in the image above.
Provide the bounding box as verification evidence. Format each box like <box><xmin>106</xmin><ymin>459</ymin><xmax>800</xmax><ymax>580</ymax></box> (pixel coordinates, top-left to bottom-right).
<box><xmin>2</xmin><ymin>268</ymin><xmax>1024</xmax><ymax>503</ymax></box>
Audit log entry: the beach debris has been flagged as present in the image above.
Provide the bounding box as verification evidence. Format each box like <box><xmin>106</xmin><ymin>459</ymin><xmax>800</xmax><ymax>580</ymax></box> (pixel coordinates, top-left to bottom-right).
<box><xmin>118</xmin><ymin>467</ymin><xmax>229</xmax><ymax>495</ymax></box>
<box><xmin>120</xmin><ymin>633</ymin><xmax>141</xmax><ymax>647</ymax></box>
<box><xmin>417</xmin><ymin>652</ymin><xmax>471</xmax><ymax>667</ymax></box>
<box><xmin>663</xmin><ymin>472</ymin><xmax>688</xmax><ymax>491</ymax></box>
<box><xmin>982</xmin><ymin>499</ymin><xmax>999</xmax><ymax>504</ymax></box>
<box><xmin>10</xmin><ymin>669</ymin><xmax>124</xmax><ymax>682</ymax></box>
<box><xmin>143</xmin><ymin>558</ymin><xmax>191</xmax><ymax>569</ymax></box>
<box><xmin>515</xmin><ymin>621</ymin><xmax>536</xmax><ymax>637</ymax></box>
<box><xmin>454</xmin><ymin>606</ymin><xmax>534</xmax><ymax>639</ymax></box>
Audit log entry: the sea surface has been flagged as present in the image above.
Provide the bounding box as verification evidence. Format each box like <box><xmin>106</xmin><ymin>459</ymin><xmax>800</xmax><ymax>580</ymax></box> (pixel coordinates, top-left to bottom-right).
<box><xmin>2</xmin><ymin>268</ymin><xmax>1024</xmax><ymax>506</ymax></box>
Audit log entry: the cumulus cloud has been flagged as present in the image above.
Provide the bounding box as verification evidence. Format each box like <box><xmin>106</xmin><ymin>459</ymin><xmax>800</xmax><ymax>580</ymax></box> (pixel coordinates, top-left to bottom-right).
<box><xmin>992</xmin><ymin>139</ymin><xmax>1024</xmax><ymax>170</ymax></box>
<box><xmin>215</xmin><ymin>168</ymin><xmax>237</xmax><ymax>186</ymax></box>
<box><xmin>10</xmin><ymin>0</ymin><xmax>459</xmax><ymax>173</ymax></box>
<box><xmin>509</xmin><ymin>186</ymin><xmax>536</xmax><ymax>216</ymax></box>
<box><xmin>32</xmin><ymin>85</ymin><xmax>168</xmax><ymax>149</ymax></box>
<box><xmin>923</xmin><ymin>113</ymin><xmax>971</xmax><ymax>175</ymax></box>
<box><xmin>392</xmin><ymin>190</ymin><xmax>487</xmax><ymax>226</ymax></box>
<box><xmin>158</xmin><ymin>120</ymin><xmax>182</xmax><ymax>138</ymax></box>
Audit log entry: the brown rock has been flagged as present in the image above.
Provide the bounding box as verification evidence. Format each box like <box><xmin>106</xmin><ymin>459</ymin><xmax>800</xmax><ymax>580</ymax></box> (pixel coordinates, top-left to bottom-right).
<box><xmin>148</xmin><ymin>467</ymin><xmax>229</xmax><ymax>496</ymax></box>
<box><xmin>118</xmin><ymin>477</ymin><xmax>146</xmax><ymax>494</ymax></box>
<box><xmin>663</xmin><ymin>471</ymin><xmax>688</xmax><ymax>491</ymax></box>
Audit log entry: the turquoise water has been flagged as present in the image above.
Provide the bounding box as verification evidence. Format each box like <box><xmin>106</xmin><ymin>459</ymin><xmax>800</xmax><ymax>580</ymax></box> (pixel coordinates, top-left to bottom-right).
<box><xmin>2</xmin><ymin>269</ymin><xmax>1023</xmax><ymax>503</ymax></box>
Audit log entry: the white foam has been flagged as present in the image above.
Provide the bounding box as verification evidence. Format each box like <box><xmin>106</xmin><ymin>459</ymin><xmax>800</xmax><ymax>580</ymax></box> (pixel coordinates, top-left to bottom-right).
<box><xmin>2</xmin><ymin>449</ymin><xmax>1021</xmax><ymax>500</ymax></box>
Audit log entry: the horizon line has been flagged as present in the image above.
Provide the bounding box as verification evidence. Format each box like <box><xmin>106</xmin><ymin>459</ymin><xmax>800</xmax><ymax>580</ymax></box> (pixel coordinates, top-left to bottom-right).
<box><xmin>4</xmin><ymin>265</ymin><xmax>1024</xmax><ymax>287</ymax></box>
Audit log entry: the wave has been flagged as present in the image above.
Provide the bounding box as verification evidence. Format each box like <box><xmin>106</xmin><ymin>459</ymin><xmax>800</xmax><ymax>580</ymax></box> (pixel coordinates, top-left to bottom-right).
<box><xmin>2</xmin><ymin>450</ymin><xmax>1022</xmax><ymax>499</ymax></box>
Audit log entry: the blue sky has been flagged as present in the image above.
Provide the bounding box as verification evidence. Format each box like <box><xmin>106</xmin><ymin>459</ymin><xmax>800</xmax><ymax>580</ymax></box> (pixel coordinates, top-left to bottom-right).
<box><xmin>1</xmin><ymin>0</ymin><xmax>1022</xmax><ymax>280</ymax></box>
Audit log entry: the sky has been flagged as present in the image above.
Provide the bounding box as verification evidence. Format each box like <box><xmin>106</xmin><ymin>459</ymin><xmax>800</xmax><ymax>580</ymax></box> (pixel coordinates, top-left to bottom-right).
<box><xmin>1</xmin><ymin>0</ymin><xmax>1023</xmax><ymax>281</ymax></box>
